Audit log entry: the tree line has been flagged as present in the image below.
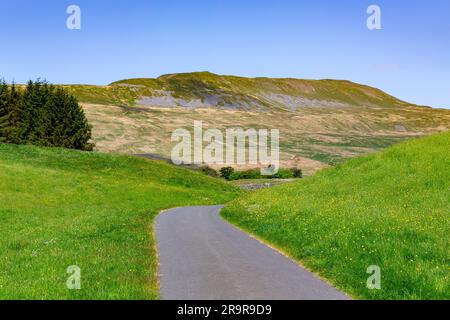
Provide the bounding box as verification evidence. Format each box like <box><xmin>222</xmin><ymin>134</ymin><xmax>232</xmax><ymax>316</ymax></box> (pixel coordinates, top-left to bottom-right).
<box><xmin>0</xmin><ymin>80</ymin><xmax>93</xmax><ymax>151</ymax></box>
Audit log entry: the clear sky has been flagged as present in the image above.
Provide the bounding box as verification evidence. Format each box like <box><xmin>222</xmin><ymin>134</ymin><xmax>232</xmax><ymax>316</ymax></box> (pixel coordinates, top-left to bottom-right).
<box><xmin>1</xmin><ymin>0</ymin><xmax>449</xmax><ymax>108</ymax></box>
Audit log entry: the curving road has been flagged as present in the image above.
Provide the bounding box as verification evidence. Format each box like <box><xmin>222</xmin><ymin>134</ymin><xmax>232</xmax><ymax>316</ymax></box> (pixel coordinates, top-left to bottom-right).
<box><xmin>155</xmin><ymin>205</ymin><xmax>349</xmax><ymax>300</ymax></box>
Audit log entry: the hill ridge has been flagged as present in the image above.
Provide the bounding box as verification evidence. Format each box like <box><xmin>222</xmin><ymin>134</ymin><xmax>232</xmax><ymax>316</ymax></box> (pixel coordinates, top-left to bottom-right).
<box><xmin>101</xmin><ymin>71</ymin><xmax>417</xmax><ymax>111</ymax></box>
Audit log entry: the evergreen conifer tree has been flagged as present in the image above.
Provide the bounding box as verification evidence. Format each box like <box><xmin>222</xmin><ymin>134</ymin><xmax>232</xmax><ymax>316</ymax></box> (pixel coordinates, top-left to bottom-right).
<box><xmin>20</xmin><ymin>80</ymin><xmax>53</xmax><ymax>144</ymax></box>
<box><xmin>0</xmin><ymin>79</ymin><xmax>93</xmax><ymax>150</ymax></box>
<box><xmin>44</xmin><ymin>87</ymin><xmax>93</xmax><ymax>150</ymax></box>
<box><xmin>1</xmin><ymin>83</ymin><xmax>23</xmax><ymax>143</ymax></box>
<box><xmin>0</xmin><ymin>80</ymin><xmax>10</xmax><ymax>141</ymax></box>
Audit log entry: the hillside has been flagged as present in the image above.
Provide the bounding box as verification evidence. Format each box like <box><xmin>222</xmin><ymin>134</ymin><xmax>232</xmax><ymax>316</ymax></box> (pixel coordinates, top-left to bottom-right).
<box><xmin>0</xmin><ymin>143</ymin><xmax>239</xmax><ymax>299</ymax></box>
<box><xmin>70</xmin><ymin>71</ymin><xmax>415</xmax><ymax>110</ymax></box>
<box><xmin>65</xmin><ymin>72</ymin><xmax>450</xmax><ymax>174</ymax></box>
<box><xmin>222</xmin><ymin>132</ymin><xmax>450</xmax><ymax>299</ymax></box>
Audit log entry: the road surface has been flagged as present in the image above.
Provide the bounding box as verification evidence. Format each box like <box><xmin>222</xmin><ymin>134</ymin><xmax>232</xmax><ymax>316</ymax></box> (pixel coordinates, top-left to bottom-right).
<box><xmin>155</xmin><ymin>205</ymin><xmax>349</xmax><ymax>300</ymax></box>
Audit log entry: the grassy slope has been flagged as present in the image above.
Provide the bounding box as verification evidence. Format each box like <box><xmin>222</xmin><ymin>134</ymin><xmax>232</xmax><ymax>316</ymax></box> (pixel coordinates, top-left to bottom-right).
<box><xmin>109</xmin><ymin>71</ymin><xmax>412</xmax><ymax>108</ymax></box>
<box><xmin>66</xmin><ymin>71</ymin><xmax>415</xmax><ymax>109</ymax></box>
<box><xmin>65</xmin><ymin>85</ymin><xmax>138</xmax><ymax>106</ymax></box>
<box><xmin>0</xmin><ymin>143</ymin><xmax>239</xmax><ymax>300</ymax></box>
<box><xmin>222</xmin><ymin>132</ymin><xmax>450</xmax><ymax>299</ymax></box>
<box><xmin>70</xmin><ymin>72</ymin><xmax>450</xmax><ymax>172</ymax></box>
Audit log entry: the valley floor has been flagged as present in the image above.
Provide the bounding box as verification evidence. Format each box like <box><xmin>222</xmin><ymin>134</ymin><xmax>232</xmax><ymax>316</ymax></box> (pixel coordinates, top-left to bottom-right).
<box><xmin>83</xmin><ymin>103</ymin><xmax>450</xmax><ymax>175</ymax></box>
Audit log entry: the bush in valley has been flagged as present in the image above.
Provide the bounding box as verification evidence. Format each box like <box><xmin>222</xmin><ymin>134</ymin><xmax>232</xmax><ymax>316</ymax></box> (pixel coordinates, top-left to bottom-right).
<box><xmin>200</xmin><ymin>166</ymin><xmax>218</xmax><ymax>177</ymax></box>
<box><xmin>219</xmin><ymin>167</ymin><xmax>235</xmax><ymax>180</ymax></box>
<box><xmin>290</xmin><ymin>167</ymin><xmax>303</xmax><ymax>178</ymax></box>
<box><xmin>230</xmin><ymin>169</ymin><xmax>261</xmax><ymax>180</ymax></box>
<box><xmin>272</xmin><ymin>168</ymin><xmax>293</xmax><ymax>179</ymax></box>
<box><xmin>270</xmin><ymin>168</ymin><xmax>300</xmax><ymax>179</ymax></box>
<box><xmin>0</xmin><ymin>80</ymin><xmax>93</xmax><ymax>150</ymax></box>
<box><xmin>226</xmin><ymin>167</ymin><xmax>303</xmax><ymax>181</ymax></box>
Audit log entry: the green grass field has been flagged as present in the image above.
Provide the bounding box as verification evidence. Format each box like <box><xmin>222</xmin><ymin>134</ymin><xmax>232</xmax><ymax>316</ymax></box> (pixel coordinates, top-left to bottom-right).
<box><xmin>222</xmin><ymin>132</ymin><xmax>450</xmax><ymax>300</ymax></box>
<box><xmin>0</xmin><ymin>143</ymin><xmax>239</xmax><ymax>300</ymax></box>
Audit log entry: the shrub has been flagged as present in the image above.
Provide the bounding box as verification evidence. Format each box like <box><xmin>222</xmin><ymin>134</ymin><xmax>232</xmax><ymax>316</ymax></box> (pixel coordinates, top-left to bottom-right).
<box><xmin>226</xmin><ymin>167</ymin><xmax>303</xmax><ymax>180</ymax></box>
<box><xmin>290</xmin><ymin>167</ymin><xmax>303</xmax><ymax>178</ymax></box>
<box><xmin>272</xmin><ymin>168</ymin><xmax>293</xmax><ymax>179</ymax></box>
<box><xmin>228</xmin><ymin>172</ymin><xmax>240</xmax><ymax>181</ymax></box>
<box><xmin>219</xmin><ymin>167</ymin><xmax>235</xmax><ymax>180</ymax></box>
<box><xmin>200</xmin><ymin>166</ymin><xmax>218</xmax><ymax>177</ymax></box>
<box><xmin>229</xmin><ymin>169</ymin><xmax>261</xmax><ymax>180</ymax></box>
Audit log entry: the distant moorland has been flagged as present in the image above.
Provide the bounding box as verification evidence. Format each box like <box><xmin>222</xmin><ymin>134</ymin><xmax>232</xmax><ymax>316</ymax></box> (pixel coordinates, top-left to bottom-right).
<box><xmin>65</xmin><ymin>72</ymin><xmax>450</xmax><ymax>175</ymax></box>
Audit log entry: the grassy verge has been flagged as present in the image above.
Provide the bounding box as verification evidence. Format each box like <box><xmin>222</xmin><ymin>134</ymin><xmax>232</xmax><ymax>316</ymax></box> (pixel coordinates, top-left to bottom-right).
<box><xmin>0</xmin><ymin>143</ymin><xmax>239</xmax><ymax>299</ymax></box>
<box><xmin>222</xmin><ymin>132</ymin><xmax>450</xmax><ymax>299</ymax></box>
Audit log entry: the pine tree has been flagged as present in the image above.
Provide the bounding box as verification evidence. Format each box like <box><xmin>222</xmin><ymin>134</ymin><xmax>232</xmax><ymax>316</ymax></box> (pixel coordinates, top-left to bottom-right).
<box><xmin>20</xmin><ymin>80</ymin><xmax>52</xmax><ymax>144</ymax></box>
<box><xmin>65</xmin><ymin>93</ymin><xmax>93</xmax><ymax>151</ymax></box>
<box><xmin>0</xmin><ymin>79</ymin><xmax>93</xmax><ymax>150</ymax></box>
<box><xmin>1</xmin><ymin>83</ymin><xmax>23</xmax><ymax>143</ymax></box>
<box><xmin>44</xmin><ymin>87</ymin><xmax>65</xmax><ymax>147</ymax></box>
<box><xmin>0</xmin><ymin>80</ymin><xmax>9</xmax><ymax>141</ymax></box>
<box><xmin>44</xmin><ymin>87</ymin><xmax>93</xmax><ymax>150</ymax></box>
<box><xmin>31</xmin><ymin>82</ymin><xmax>54</xmax><ymax>146</ymax></box>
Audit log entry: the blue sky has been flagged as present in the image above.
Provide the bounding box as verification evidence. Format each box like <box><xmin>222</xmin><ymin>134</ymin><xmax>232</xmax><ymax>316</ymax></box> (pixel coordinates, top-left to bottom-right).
<box><xmin>1</xmin><ymin>0</ymin><xmax>449</xmax><ymax>108</ymax></box>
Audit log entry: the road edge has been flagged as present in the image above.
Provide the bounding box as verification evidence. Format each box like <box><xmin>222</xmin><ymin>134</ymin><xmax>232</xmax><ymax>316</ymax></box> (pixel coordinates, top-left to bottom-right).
<box><xmin>218</xmin><ymin>207</ymin><xmax>355</xmax><ymax>300</ymax></box>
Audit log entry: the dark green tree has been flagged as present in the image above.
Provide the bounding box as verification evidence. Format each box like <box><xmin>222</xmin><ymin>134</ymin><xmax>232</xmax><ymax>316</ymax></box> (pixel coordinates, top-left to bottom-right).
<box><xmin>20</xmin><ymin>80</ymin><xmax>52</xmax><ymax>143</ymax></box>
<box><xmin>0</xmin><ymin>80</ymin><xmax>9</xmax><ymax>141</ymax></box>
<box><xmin>45</xmin><ymin>87</ymin><xmax>93</xmax><ymax>150</ymax></box>
<box><xmin>0</xmin><ymin>80</ymin><xmax>93</xmax><ymax>151</ymax></box>
<box><xmin>0</xmin><ymin>83</ymin><xmax>23</xmax><ymax>143</ymax></box>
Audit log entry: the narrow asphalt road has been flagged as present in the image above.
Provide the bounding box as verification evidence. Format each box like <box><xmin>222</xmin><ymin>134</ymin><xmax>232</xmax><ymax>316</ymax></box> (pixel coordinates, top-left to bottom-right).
<box><xmin>155</xmin><ymin>205</ymin><xmax>349</xmax><ymax>300</ymax></box>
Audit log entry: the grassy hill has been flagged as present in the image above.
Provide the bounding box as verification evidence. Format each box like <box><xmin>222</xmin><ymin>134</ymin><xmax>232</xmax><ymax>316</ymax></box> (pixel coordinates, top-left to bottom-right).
<box><xmin>222</xmin><ymin>132</ymin><xmax>450</xmax><ymax>299</ymax></box>
<box><xmin>0</xmin><ymin>143</ymin><xmax>239</xmax><ymax>300</ymax></box>
<box><xmin>65</xmin><ymin>72</ymin><xmax>450</xmax><ymax>175</ymax></box>
<box><xmin>70</xmin><ymin>71</ymin><xmax>415</xmax><ymax>110</ymax></box>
